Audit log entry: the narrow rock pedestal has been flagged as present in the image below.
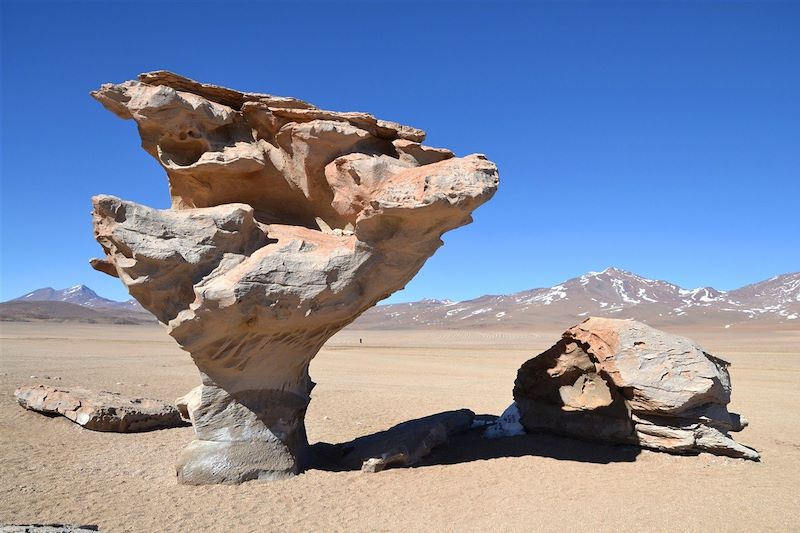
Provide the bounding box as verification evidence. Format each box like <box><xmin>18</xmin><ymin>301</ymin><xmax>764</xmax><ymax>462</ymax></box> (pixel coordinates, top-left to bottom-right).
<box><xmin>175</xmin><ymin>376</ymin><xmax>311</xmax><ymax>484</ymax></box>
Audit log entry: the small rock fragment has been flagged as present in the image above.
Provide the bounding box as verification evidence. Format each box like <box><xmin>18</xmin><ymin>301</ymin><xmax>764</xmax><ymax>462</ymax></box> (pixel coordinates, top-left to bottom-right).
<box><xmin>0</xmin><ymin>525</ymin><xmax>100</xmax><ymax>532</ymax></box>
<box><xmin>361</xmin><ymin>452</ymin><xmax>410</xmax><ymax>473</ymax></box>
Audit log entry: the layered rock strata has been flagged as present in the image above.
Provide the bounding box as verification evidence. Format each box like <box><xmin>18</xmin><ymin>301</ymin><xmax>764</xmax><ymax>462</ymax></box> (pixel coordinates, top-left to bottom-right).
<box><xmin>90</xmin><ymin>72</ymin><xmax>498</xmax><ymax>483</ymax></box>
<box><xmin>513</xmin><ymin>317</ymin><xmax>759</xmax><ymax>460</ymax></box>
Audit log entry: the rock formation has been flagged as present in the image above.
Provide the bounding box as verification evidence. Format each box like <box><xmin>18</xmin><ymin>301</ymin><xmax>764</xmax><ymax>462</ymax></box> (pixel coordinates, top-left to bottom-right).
<box><xmin>512</xmin><ymin>317</ymin><xmax>759</xmax><ymax>460</ymax></box>
<box><xmin>89</xmin><ymin>72</ymin><xmax>498</xmax><ymax>484</ymax></box>
<box><xmin>15</xmin><ymin>385</ymin><xmax>183</xmax><ymax>432</ymax></box>
<box><xmin>343</xmin><ymin>409</ymin><xmax>474</xmax><ymax>473</ymax></box>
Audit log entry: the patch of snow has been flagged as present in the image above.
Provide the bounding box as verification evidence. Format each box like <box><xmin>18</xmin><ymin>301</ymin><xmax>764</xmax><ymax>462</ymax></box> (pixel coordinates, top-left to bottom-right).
<box><xmin>637</xmin><ymin>288</ymin><xmax>657</xmax><ymax>303</ymax></box>
<box><xmin>484</xmin><ymin>403</ymin><xmax>525</xmax><ymax>439</ymax></box>
<box><xmin>611</xmin><ymin>279</ymin><xmax>640</xmax><ymax>304</ymax></box>
<box><xmin>749</xmin><ymin>305</ymin><xmax>782</xmax><ymax>314</ymax></box>
<box><xmin>461</xmin><ymin>307</ymin><xmax>493</xmax><ymax>319</ymax></box>
<box><xmin>520</xmin><ymin>285</ymin><xmax>568</xmax><ymax>305</ymax></box>
<box><xmin>579</xmin><ymin>272</ymin><xmax>602</xmax><ymax>286</ymax></box>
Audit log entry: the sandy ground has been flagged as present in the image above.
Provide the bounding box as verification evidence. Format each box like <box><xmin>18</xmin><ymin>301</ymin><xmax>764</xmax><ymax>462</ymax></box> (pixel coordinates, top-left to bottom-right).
<box><xmin>1</xmin><ymin>322</ymin><xmax>798</xmax><ymax>532</ymax></box>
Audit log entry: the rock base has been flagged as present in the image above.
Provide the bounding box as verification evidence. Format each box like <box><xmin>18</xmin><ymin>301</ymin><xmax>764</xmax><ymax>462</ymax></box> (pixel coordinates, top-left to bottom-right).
<box><xmin>176</xmin><ymin>439</ymin><xmax>299</xmax><ymax>485</ymax></box>
<box><xmin>174</xmin><ymin>378</ymin><xmax>311</xmax><ymax>484</ymax></box>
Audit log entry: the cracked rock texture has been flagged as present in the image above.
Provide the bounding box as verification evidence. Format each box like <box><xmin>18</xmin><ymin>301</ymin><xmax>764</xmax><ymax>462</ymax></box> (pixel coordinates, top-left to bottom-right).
<box><xmin>89</xmin><ymin>71</ymin><xmax>498</xmax><ymax>484</ymax></box>
<box><xmin>15</xmin><ymin>385</ymin><xmax>183</xmax><ymax>432</ymax></box>
<box><xmin>514</xmin><ymin>317</ymin><xmax>759</xmax><ymax>460</ymax></box>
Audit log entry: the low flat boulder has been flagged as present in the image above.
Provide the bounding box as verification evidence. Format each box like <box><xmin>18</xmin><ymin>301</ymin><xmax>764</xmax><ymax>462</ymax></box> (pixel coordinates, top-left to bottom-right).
<box><xmin>510</xmin><ymin>317</ymin><xmax>759</xmax><ymax>460</ymax></box>
<box><xmin>314</xmin><ymin>409</ymin><xmax>475</xmax><ymax>473</ymax></box>
<box><xmin>14</xmin><ymin>385</ymin><xmax>183</xmax><ymax>432</ymax></box>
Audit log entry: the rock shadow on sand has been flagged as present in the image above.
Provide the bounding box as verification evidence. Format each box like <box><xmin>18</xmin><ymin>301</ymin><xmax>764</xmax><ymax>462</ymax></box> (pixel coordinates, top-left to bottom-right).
<box><xmin>309</xmin><ymin>410</ymin><xmax>641</xmax><ymax>474</ymax></box>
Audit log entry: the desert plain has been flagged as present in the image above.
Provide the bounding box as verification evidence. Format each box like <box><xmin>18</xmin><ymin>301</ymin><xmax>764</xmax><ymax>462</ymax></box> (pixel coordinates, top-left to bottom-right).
<box><xmin>1</xmin><ymin>321</ymin><xmax>798</xmax><ymax>532</ymax></box>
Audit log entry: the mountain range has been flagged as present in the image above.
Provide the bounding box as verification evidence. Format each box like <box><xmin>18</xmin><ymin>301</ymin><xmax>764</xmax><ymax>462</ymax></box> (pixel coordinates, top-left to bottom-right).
<box><xmin>351</xmin><ymin>268</ymin><xmax>800</xmax><ymax>330</ymax></box>
<box><xmin>10</xmin><ymin>285</ymin><xmax>144</xmax><ymax>311</ymax></box>
<box><xmin>0</xmin><ymin>285</ymin><xmax>151</xmax><ymax>324</ymax></box>
<box><xmin>2</xmin><ymin>269</ymin><xmax>798</xmax><ymax>329</ymax></box>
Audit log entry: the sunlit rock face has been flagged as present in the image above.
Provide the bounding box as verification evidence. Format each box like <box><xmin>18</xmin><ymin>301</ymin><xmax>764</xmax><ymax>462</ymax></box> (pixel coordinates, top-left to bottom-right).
<box><xmin>514</xmin><ymin>317</ymin><xmax>759</xmax><ymax>460</ymax></box>
<box><xmin>90</xmin><ymin>71</ymin><xmax>498</xmax><ymax>484</ymax></box>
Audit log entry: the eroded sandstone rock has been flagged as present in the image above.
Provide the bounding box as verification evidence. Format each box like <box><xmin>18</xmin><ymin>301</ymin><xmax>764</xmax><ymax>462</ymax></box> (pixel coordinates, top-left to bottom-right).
<box><xmin>15</xmin><ymin>385</ymin><xmax>183</xmax><ymax>432</ymax></box>
<box><xmin>90</xmin><ymin>72</ymin><xmax>498</xmax><ymax>483</ymax></box>
<box><xmin>512</xmin><ymin>317</ymin><xmax>759</xmax><ymax>460</ymax></box>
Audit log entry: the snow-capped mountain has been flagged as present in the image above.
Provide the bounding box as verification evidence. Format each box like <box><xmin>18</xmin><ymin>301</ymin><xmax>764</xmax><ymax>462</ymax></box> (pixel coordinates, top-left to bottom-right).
<box><xmin>6</xmin><ymin>271</ymin><xmax>798</xmax><ymax>329</ymax></box>
<box><xmin>352</xmin><ymin>268</ymin><xmax>800</xmax><ymax>329</ymax></box>
<box><xmin>728</xmin><ymin>273</ymin><xmax>800</xmax><ymax>319</ymax></box>
<box><xmin>11</xmin><ymin>285</ymin><xmax>143</xmax><ymax>311</ymax></box>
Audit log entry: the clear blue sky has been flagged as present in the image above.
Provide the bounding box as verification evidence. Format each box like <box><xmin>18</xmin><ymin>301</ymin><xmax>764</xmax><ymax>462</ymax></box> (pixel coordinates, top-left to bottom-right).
<box><xmin>1</xmin><ymin>1</ymin><xmax>798</xmax><ymax>303</ymax></box>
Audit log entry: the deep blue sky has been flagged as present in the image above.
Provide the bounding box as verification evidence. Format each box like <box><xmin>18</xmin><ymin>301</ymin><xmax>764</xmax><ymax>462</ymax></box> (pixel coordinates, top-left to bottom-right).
<box><xmin>1</xmin><ymin>1</ymin><xmax>798</xmax><ymax>303</ymax></box>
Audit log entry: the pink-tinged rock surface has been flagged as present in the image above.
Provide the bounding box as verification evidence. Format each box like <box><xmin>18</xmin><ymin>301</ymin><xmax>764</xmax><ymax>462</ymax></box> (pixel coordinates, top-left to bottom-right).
<box><xmin>513</xmin><ymin>317</ymin><xmax>759</xmax><ymax>460</ymax></box>
<box><xmin>15</xmin><ymin>385</ymin><xmax>183</xmax><ymax>432</ymax></box>
<box><xmin>90</xmin><ymin>71</ymin><xmax>498</xmax><ymax>484</ymax></box>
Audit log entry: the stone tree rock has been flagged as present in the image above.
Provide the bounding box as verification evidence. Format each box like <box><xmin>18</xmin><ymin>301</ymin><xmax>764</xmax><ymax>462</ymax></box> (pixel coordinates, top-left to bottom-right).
<box><xmin>15</xmin><ymin>385</ymin><xmax>183</xmax><ymax>432</ymax></box>
<box><xmin>89</xmin><ymin>71</ymin><xmax>499</xmax><ymax>484</ymax></box>
<box><xmin>512</xmin><ymin>317</ymin><xmax>759</xmax><ymax>460</ymax></box>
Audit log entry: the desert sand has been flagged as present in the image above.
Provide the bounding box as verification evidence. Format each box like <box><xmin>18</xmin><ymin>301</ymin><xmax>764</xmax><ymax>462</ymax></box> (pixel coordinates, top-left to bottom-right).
<box><xmin>1</xmin><ymin>322</ymin><xmax>798</xmax><ymax>532</ymax></box>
